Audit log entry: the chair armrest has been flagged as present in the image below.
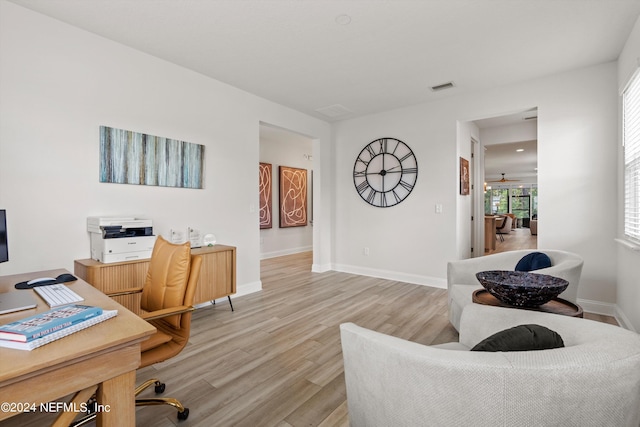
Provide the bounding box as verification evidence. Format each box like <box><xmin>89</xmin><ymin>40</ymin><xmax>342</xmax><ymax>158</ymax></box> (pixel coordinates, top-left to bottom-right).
<box><xmin>105</xmin><ymin>287</ymin><xmax>143</xmax><ymax>297</ymax></box>
<box><xmin>141</xmin><ymin>305</ymin><xmax>194</xmax><ymax>321</ymax></box>
<box><xmin>446</xmin><ymin>251</ymin><xmax>529</xmax><ymax>289</ymax></box>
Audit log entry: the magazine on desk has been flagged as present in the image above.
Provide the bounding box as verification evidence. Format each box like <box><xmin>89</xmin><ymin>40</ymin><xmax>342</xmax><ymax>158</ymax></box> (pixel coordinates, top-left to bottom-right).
<box><xmin>0</xmin><ymin>309</ymin><xmax>118</xmax><ymax>350</ymax></box>
<box><xmin>0</xmin><ymin>304</ymin><xmax>102</xmax><ymax>342</ymax></box>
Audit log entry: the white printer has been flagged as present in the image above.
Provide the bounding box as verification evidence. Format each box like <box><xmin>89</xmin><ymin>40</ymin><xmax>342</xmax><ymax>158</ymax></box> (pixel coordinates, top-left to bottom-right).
<box><xmin>87</xmin><ymin>217</ymin><xmax>156</xmax><ymax>263</ymax></box>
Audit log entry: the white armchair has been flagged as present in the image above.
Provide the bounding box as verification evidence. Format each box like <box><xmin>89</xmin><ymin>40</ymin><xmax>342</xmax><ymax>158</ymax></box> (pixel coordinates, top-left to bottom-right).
<box><xmin>447</xmin><ymin>249</ymin><xmax>583</xmax><ymax>331</ymax></box>
<box><xmin>340</xmin><ymin>304</ymin><xmax>640</xmax><ymax>427</ymax></box>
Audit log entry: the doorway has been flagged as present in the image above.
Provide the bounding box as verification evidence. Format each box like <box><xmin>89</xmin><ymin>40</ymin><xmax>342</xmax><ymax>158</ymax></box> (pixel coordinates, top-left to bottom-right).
<box><xmin>474</xmin><ymin>108</ymin><xmax>538</xmax><ymax>254</ymax></box>
<box><xmin>259</xmin><ymin>123</ymin><xmax>314</xmax><ymax>262</ymax></box>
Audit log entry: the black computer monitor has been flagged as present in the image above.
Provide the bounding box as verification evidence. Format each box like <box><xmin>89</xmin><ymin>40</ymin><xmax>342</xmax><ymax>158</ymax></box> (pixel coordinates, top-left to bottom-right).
<box><xmin>0</xmin><ymin>210</ymin><xmax>8</xmax><ymax>263</ymax></box>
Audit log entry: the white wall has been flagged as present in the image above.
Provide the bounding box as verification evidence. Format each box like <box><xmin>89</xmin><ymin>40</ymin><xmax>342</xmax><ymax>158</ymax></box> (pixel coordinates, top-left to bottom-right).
<box><xmin>333</xmin><ymin>107</ymin><xmax>454</xmax><ymax>287</ymax></box>
<box><xmin>616</xmin><ymin>15</ymin><xmax>640</xmax><ymax>332</ymax></box>
<box><xmin>332</xmin><ymin>62</ymin><xmax>619</xmax><ymax>312</ymax></box>
<box><xmin>0</xmin><ymin>1</ymin><xmax>332</xmax><ymax>295</ymax></box>
<box><xmin>259</xmin><ymin>128</ymin><xmax>313</xmax><ymax>258</ymax></box>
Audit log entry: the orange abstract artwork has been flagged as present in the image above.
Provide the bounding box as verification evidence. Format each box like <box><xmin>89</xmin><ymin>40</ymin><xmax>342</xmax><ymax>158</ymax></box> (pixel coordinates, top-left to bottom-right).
<box><xmin>259</xmin><ymin>163</ymin><xmax>272</xmax><ymax>229</ymax></box>
<box><xmin>279</xmin><ymin>166</ymin><xmax>307</xmax><ymax>228</ymax></box>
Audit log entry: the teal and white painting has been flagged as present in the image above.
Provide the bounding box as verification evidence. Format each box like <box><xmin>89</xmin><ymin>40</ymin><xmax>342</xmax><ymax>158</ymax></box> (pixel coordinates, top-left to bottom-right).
<box><xmin>99</xmin><ymin>126</ymin><xmax>204</xmax><ymax>189</ymax></box>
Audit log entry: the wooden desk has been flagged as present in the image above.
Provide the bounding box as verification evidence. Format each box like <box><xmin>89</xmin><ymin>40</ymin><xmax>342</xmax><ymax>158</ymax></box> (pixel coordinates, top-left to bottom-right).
<box><xmin>0</xmin><ymin>269</ymin><xmax>155</xmax><ymax>426</ymax></box>
<box><xmin>472</xmin><ymin>289</ymin><xmax>583</xmax><ymax>318</ymax></box>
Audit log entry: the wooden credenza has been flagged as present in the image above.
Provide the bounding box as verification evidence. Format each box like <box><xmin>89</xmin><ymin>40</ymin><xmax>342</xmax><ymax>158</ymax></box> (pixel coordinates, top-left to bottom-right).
<box><xmin>74</xmin><ymin>245</ymin><xmax>236</xmax><ymax>314</ymax></box>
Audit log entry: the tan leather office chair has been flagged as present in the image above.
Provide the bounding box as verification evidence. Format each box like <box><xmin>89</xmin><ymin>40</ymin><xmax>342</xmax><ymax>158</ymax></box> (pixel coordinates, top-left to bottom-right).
<box><xmin>68</xmin><ymin>236</ymin><xmax>201</xmax><ymax>426</ymax></box>
<box><xmin>135</xmin><ymin>236</ymin><xmax>202</xmax><ymax>420</ymax></box>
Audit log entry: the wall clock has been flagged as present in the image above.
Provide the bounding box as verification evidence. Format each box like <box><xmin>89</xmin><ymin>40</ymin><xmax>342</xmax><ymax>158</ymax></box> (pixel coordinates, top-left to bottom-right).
<box><xmin>353</xmin><ymin>137</ymin><xmax>418</xmax><ymax>207</ymax></box>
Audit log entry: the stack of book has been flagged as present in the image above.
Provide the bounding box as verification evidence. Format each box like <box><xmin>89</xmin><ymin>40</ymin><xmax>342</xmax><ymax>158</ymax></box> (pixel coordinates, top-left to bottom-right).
<box><xmin>0</xmin><ymin>304</ymin><xmax>117</xmax><ymax>350</ymax></box>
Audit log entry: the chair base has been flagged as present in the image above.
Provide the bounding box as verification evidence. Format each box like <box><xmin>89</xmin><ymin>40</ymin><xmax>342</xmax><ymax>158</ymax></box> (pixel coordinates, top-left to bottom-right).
<box><xmin>135</xmin><ymin>378</ymin><xmax>190</xmax><ymax>420</ymax></box>
<box><xmin>69</xmin><ymin>378</ymin><xmax>189</xmax><ymax>426</ymax></box>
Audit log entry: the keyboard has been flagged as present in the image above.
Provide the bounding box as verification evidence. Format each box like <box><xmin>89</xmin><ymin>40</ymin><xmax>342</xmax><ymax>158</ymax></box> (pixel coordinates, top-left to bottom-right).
<box><xmin>34</xmin><ymin>284</ymin><xmax>84</xmax><ymax>307</ymax></box>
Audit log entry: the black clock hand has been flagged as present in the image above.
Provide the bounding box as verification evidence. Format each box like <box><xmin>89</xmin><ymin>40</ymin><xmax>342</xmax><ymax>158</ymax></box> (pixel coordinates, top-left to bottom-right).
<box><xmin>382</xmin><ymin>154</ymin><xmax>385</xmax><ymax>191</ymax></box>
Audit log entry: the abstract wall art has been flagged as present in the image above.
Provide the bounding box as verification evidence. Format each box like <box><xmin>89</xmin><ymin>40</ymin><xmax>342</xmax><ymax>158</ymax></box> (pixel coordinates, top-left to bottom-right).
<box><xmin>279</xmin><ymin>166</ymin><xmax>307</xmax><ymax>228</ymax></box>
<box><xmin>460</xmin><ymin>157</ymin><xmax>470</xmax><ymax>195</ymax></box>
<box><xmin>259</xmin><ymin>162</ymin><xmax>273</xmax><ymax>229</ymax></box>
<box><xmin>99</xmin><ymin>126</ymin><xmax>204</xmax><ymax>189</ymax></box>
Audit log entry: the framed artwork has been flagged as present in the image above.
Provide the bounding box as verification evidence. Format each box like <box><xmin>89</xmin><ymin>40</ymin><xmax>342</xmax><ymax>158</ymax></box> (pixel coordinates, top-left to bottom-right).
<box><xmin>460</xmin><ymin>157</ymin><xmax>470</xmax><ymax>195</ymax></box>
<box><xmin>99</xmin><ymin>126</ymin><xmax>204</xmax><ymax>189</ymax></box>
<box><xmin>259</xmin><ymin>162</ymin><xmax>273</xmax><ymax>229</ymax></box>
<box><xmin>279</xmin><ymin>166</ymin><xmax>308</xmax><ymax>228</ymax></box>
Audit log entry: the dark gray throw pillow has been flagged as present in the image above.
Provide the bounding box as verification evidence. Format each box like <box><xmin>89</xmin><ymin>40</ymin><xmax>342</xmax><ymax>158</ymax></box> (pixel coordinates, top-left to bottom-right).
<box><xmin>470</xmin><ymin>324</ymin><xmax>564</xmax><ymax>352</ymax></box>
<box><xmin>515</xmin><ymin>252</ymin><xmax>552</xmax><ymax>272</ymax></box>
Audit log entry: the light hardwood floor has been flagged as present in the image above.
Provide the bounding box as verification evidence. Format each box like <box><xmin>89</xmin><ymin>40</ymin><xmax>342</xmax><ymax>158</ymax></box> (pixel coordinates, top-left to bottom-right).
<box><xmin>3</xmin><ymin>251</ymin><xmax>615</xmax><ymax>426</ymax></box>
<box><xmin>487</xmin><ymin>226</ymin><xmax>537</xmax><ymax>254</ymax></box>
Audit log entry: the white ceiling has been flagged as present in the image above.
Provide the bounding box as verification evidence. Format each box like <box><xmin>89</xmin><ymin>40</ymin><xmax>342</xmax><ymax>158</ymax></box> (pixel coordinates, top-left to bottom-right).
<box><xmin>484</xmin><ymin>139</ymin><xmax>538</xmax><ymax>184</ymax></box>
<box><xmin>477</xmin><ymin>109</ymin><xmax>539</xmax><ymax>183</ymax></box>
<box><xmin>8</xmin><ymin>0</ymin><xmax>640</xmax><ymax>122</ymax></box>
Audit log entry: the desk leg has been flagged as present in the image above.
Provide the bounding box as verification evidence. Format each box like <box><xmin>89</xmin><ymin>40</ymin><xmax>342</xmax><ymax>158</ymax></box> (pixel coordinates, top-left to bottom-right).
<box><xmin>96</xmin><ymin>370</ymin><xmax>136</xmax><ymax>427</ymax></box>
<box><xmin>52</xmin><ymin>385</ymin><xmax>98</xmax><ymax>427</ymax></box>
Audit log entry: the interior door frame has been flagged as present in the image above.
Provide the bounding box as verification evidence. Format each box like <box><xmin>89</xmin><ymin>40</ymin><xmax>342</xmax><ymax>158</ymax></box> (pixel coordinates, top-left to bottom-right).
<box><xmin>470</xmin><ymin>137</ymin><xmax>482</xmax><ymax>257</ymax></box>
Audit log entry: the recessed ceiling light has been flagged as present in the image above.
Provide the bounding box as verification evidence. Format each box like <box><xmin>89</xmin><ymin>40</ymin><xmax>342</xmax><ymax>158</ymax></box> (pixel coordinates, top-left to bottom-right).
<box><xmin>516</xmin><ymin>148</ymin><xmax>524</xmax><ymax>152</ymax></box>
<box><xmin>335</xmin><ymin>14</ymin><xmax>351</xmax><ymax>25</ymax></box>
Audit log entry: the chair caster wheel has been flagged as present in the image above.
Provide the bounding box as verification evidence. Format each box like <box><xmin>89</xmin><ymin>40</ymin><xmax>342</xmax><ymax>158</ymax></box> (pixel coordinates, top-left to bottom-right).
<box><xmin>177</xmin><ymin>407</ymin><xmax>189</xmax><ymax>420</ymax></box>
<box><xmin>86</xmin><ymin>397</ymin><xmax>97</xmax><ymax>414</ymax></box>
<box><xmin>154</xmin><ymin>382</ymin><xmax>166</xmax><ymax>394</ymax></box>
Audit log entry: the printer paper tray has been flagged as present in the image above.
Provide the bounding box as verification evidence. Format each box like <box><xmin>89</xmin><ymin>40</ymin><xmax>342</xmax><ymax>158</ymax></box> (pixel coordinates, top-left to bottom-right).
<box><xmin>100</xmin><ymin>250</ymin><xmax>153</xmax><ymax>264</ymax></box>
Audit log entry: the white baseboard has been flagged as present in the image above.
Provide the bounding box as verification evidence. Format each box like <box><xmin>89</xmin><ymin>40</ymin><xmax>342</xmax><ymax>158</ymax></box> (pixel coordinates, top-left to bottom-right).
<box><xmin>332</xmin><ymin>263</ymin><xmax>447</xmax><ymax>289</ymax></box>
<box><xmin>574</xmin><ymin>299</ymin><xmax>640</xmax><ymax>332</ymax></box>
<box><xmin>193</xmin><ymin>280</ymin><xmax>262</xmax><ymax>309</ymax></box>
<box><xmin>577</xmin><ymin>298</ymin><xmax>616</xmax><ymax>317</ymax></box>
<box><xmin>236</xmin><ymin>280</ymin><xmax>262</xmax><ymax>297</ymax></box>
<box><xmin>260</xmin><ymin>246</ymin><xmax>312</xmax><ymax>260</ymax></box>
<box><xmin>614</xmin><ymin>305</ymin><xmax>637</xmax><ymax>332</ymax></box>
<box><xmin>312</xmin><ymin>263</ymin><xmax>332</xmax><ymax>273</ymax></box>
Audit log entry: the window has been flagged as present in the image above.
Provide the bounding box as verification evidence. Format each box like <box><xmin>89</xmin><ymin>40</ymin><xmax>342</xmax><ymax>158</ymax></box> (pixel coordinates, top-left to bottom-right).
<box><xmin>623</xmin><ymin>70</ymin><xmax>640</xmax><ymax>244</ymax></box>
<box><xmin>484</xmin><ymin>185</ymin><xmax>537</xmax><ymax>219</ymax></box>
<box><xmin>510</xmin><ymin>188</ymin><xmax>530</xmax><ymax>220</ymax></box>
<box><xmin>484</xmin><ymin>188</ymin><xmax>509</xmax><ymax>215</ymax></box>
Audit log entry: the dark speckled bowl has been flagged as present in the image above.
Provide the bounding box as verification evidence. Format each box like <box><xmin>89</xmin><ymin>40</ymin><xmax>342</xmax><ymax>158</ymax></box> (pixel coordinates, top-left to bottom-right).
<box><xmin>475</xmin><ymin>270</ymin><xmax>569</xmax><ymax>307</ymax></box>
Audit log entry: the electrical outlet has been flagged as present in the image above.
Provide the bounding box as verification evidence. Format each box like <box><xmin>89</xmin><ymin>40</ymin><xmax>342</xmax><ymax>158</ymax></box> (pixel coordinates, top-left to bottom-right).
<box><xmin>435</xmin><ymin>204</ymin><xmax>443</xmax><ymax>214</ymax></box>
<box><xmin>363</xmin><ymin>247</ymin><xmax>370</xmax><ymax>256</ymax></box>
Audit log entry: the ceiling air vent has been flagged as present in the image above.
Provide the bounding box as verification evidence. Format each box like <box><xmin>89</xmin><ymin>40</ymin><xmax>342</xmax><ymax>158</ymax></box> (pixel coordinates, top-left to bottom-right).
<box><xmin>315</xmin><ymin>104</ymin><xmax>353</xmax><ymax>119</ymax></box>
<box><xmin>430</xmin><ymin>81</ymin><xmax>455</xmax><ymax>91</ymax></box>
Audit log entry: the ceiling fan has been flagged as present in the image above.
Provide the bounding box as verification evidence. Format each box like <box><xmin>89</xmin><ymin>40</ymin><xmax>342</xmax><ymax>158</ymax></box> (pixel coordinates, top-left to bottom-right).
<box><xmin>487</xmin><ymin>173</ymin><xmax>520</xmax><ymax>183</ymax></box>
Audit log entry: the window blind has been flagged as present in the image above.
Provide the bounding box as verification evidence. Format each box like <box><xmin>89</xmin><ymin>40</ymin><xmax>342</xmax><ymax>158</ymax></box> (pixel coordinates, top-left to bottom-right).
<box><xmin>623</xmin><ymin>70</ymin><xmax>640</xmax><ymax>244</ymax></box>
